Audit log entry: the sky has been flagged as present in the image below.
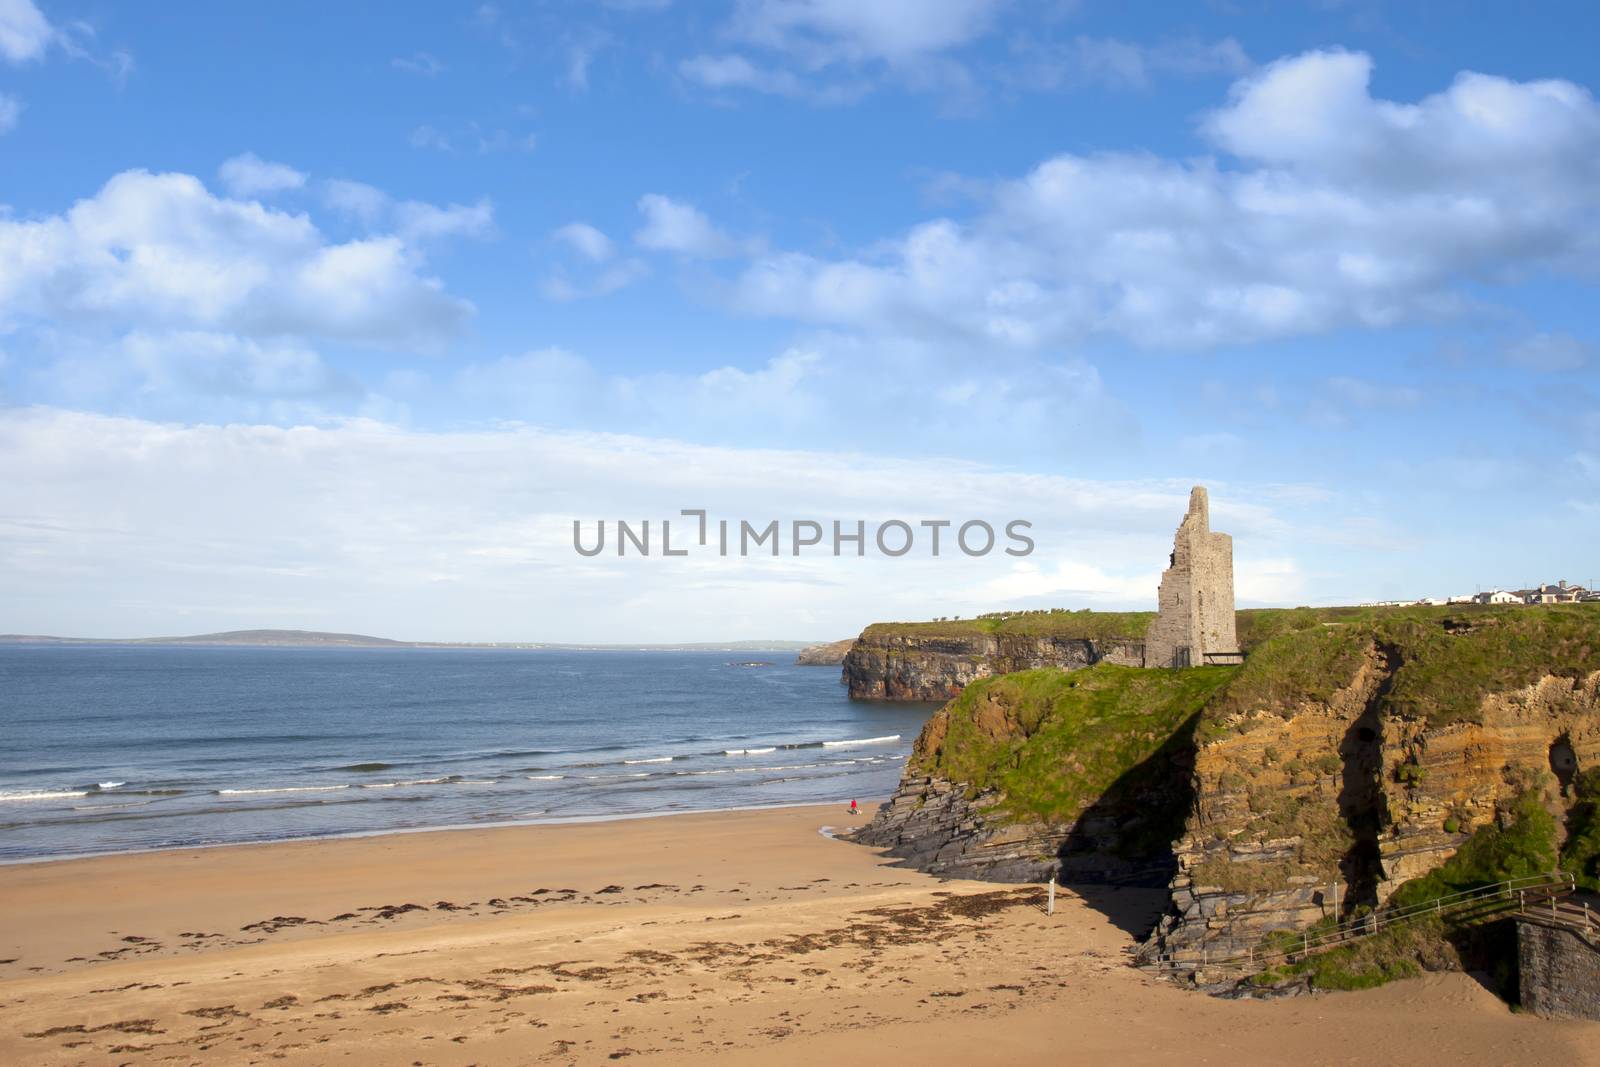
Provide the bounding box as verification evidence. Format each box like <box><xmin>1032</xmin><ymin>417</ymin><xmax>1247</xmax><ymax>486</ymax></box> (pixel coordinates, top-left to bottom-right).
<box><xmin>1</xmin><ymin>0</ymin><xmax>1598</xmax><ymax>642</ymax></box>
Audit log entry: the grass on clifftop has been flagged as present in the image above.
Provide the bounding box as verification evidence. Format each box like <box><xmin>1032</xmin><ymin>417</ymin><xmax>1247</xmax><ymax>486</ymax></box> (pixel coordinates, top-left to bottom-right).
<box><xmin>861</xmin><ymin>609</ymin><xmax>1152</xmax><ymax>642</ymax></box>
<box><xmin>1203</xmin><ymin>604</ymin><xmax>1600</xmax><ymax>735</ymax></box>
<box><xmin>913</xmin><ymin>664</ymin><xmax>1235</xmax><ymax>827</ymax></box>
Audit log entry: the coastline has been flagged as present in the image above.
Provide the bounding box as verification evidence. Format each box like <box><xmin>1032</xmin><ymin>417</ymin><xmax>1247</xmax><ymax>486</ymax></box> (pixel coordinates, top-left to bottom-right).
<box><xmin>3</xmin><ymin>804</ymin><xmax>1596</xmax><ymax>1065</ymax></box>
<box><xmin>0</xmin><ymin>797</ymin><xmax>881</xmax><ymax>869</ymax></box>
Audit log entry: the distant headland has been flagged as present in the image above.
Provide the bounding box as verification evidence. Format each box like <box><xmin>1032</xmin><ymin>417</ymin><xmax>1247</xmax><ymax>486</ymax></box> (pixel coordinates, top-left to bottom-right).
<box><xmin>0</xmin><ymin>628</ymin><xmax>817</xmax><ymax>652</ymax></box>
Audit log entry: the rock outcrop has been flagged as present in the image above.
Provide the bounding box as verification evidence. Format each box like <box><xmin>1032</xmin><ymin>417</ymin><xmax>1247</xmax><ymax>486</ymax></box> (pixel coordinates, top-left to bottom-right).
<box><xmin>794</xmin><ymin>638</ymin><xmax>854</xmax><ymax>666</ymax></box>
<box><xmin>842</xmin><ymin>627</ymin><xmax>1144</xmax><ymax>701</ymax></box>
<box><xmin>1145</xmin><ymin>612</ymin><xmax>1600</xmax><ymax>965</ymax></box>
<box><xmin>851</xmin><ymin>664</ymin><xmax>1226</xmax><ymax>884</ymax></box>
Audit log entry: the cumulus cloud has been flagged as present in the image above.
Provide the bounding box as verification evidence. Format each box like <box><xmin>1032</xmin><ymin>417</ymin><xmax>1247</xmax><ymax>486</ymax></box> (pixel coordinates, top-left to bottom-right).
<box><xmin>0</xmin><ymin>407</ymin><xmax>1326</xmax><ymax>641</ymax></box>
<box><xmin>0</xmin><ymin>168</ymin><xmax>477</xmax><ymax>350</ymax></box>
<box><xmin>552</xmin><ymin>222</ymin><xmax>616</xmax><ymax>262</ymax></box>
<box><xmin>217</xmin><ymin>152</ymin><xmax>307</xmax><ymax>197</ymax></box>
<box><xmin>635</xmin><ymin>194</ymin><xmax>746</xmax><ymax>257</ymax></box>
<box><xmin>0</xmin><ymin>0</ymin><xmax>51</xmax><ymax>63</ymax></box>
<box><xmin>726</xmin><ymin>51</ymin><xmax>1600</xmax><ymax>349</ymax></box>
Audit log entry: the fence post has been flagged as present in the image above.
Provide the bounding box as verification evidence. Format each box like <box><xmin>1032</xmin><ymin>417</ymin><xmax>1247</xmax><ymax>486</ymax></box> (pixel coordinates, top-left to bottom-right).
<box><xmin>1048</xmin><ymin>876</ymin><xmax>1056</xmax><ymax>916</ymax></box>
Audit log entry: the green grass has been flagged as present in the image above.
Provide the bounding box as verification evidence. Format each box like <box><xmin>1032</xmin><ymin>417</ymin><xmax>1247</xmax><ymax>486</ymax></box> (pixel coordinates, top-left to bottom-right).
<box><xmin>860</xmin><ymin>609</ymin><xmax>1152</xmax><ymax>642</ymax></box>
<box><xmin>913</xmin><ymin>663</ymin><xmax>1235</xmax><ymax>827</ymax></box>
<box><xmin>1200</xmin><ymin>603</ymin><xmax>1600</xmax><ymax>736</ymax></box>
<box><xmin>1388</xmin><ymin>788</ymin><xmax>1559</xmax><ymax>910</ymax></box>
<box><xmin>1251</xmin><ymin>790</ymin><xmax>1558</xmax><ymax>993</ymax></box>
<box><xmin>1561</xmin><ymin>768</ymin><xmax>1600</xmax><ymax>893</ymax></box>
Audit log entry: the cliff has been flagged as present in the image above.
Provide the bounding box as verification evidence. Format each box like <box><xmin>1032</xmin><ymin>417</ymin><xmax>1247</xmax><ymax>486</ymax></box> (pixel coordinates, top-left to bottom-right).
<box><xmin>853</xmin><ymin>605</ymin><xmax>1600</xmax><ymax>989</ymax></box>
<box><xmin>795</xmin><ymin>638</ymin><xmax>855</xmax><ymax>666</ymax></box>
<box><xmin>841</xmin><ymin>606</ymin><xmax>1380</xmax><ymax>701</ymax></box>
<box><xmin>853</xmin><ymin>664</ymin><xmax>1232</xmax><ymax>882</ymax></box>
<box><xmin>1148</xmin><ymin>606</ymin><xmax>1600</xmax><ymax>965</ymax></box>
<box><xmin>842</xmin><ymin>611</ymin><xmax>1149</xmax><ymax>700</ymax></box>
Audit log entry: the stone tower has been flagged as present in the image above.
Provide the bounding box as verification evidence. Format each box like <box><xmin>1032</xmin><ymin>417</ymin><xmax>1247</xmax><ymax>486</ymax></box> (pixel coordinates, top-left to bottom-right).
<box><xmin>1144</xmin><ymin>486</ymin><xmax>1238</xmax><ymax>668</ymax></box>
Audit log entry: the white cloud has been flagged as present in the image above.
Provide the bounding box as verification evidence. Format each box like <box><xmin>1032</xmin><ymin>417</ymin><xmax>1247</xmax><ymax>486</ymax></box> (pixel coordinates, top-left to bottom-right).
<box><xmin>0</xmin><ymin>407</ymin><xmax>1325</xmax><ymax>641</ymax></box>
<box><xmin>543</xmin><ymin>223</ymin><xmax>646</xmax><ymax>300</ymax></box>
<box><xmin>635</xmin><ymin>194</ymin><xmax>745</xmax><ymax>257</ymax></box>
<box><xmin>1504</xmin><ymin>332</ymin><xmax>1593</xmax><ymax>373</ymax></box>
<box><xmin>409</xmin><ymin>124</ymin><xmax>453</xmax><ymax>152</ymax></box>
<box><xmin>681</xmin><ymin>53</ymin><xmax>796</xmax><ymax>93</ymax></box>
<box><xmin>394</xmin><ymin>198</ymin><xmax>494</xmax><ymax>242</ymax></box>
<box><xmin>122</xmin><ymin>330</ymin><xmax>350</xmax><ymax>400</ymax></box>
<box><xmin>321</xmin><ymin>179</ymin><xmax>390</xmax><ymax>225</ymax></box>
<box><xmin>1009</xmin><ymin>35</ymin><xmax>1251</xmax><ymax>92</ymax></box>
<box><xmin>217</xmin><ymin>152</ymin><xmax>307</xmax><ymax>198</ymax></box>
<box><xmin>0</xmin><ymin>0</ymin><xmax>51</xmax><ymax>63</ymax></box>
<box><xmin>727</xmin><ymin>51</ymin><xmax>1600</xmax><ymax>349</ymax></box>
<box><xmin>0</xmin><ymin>168</ymin><xmax>474</xmax><ymax>349</ymax></box>
<box><xmin>392</xmin><ymin>51</ymin><xmax>445</xmax><ymax>76</ymax></box>
<box><xmin>553</xmin><ymin>221</ymin><xmax>616</xmax><ymax>262</ymax></box>
<box><xmin>730</xmin><ymin>0</ymin><xmax>1002</xmax><ymax>67</ymax></box>
<box><xmin>0</xmin><ymin>91</ymin><xmax>20</xmax><ymax>133</ymax></box>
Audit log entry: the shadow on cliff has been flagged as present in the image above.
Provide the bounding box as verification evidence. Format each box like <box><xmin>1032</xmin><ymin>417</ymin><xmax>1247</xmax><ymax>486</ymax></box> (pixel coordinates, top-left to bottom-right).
<box><xmin>1053</xmin><ymin>712</ymin><xmax>1201</xmax><ymax>940</ymax></box>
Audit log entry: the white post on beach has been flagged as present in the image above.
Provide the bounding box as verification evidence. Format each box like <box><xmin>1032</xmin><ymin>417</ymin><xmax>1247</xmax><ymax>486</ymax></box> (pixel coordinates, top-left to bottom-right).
<box><xmin>1048</xmin><ymin>875</ymin><xmax>1056</xmax><ymax>916</ymax></box>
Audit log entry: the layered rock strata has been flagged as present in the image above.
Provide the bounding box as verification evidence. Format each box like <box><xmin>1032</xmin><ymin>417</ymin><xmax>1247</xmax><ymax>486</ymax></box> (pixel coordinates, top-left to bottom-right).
<box><xmin>843</xmin><ymin>632</ymin><xmax>1143</xmax><ymax>701</ymax></box>
<box><xmin>1145</xmin><ymin>657</ymin><xmax>1600</xmax><ymax>964</ymax></box>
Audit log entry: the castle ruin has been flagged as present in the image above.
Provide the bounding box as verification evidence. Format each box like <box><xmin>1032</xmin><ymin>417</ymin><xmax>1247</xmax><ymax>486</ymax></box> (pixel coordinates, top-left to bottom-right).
<box><xmin>1144</xmin><ymin>486</ymin><xmax>1239</xmax><ymax>668</ymax></box>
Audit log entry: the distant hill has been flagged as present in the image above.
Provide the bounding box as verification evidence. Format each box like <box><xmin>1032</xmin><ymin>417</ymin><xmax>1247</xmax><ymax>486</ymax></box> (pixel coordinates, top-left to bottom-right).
<box><xmin>0</xmin><ymin>629</ymin><xmax>818</xmax><ymax>652</ymax></box>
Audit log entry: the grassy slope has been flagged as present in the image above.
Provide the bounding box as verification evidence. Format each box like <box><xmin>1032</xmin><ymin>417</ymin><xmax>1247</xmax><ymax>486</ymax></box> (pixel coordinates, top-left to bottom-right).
<box><xmin>1206</xmin><ymin>603</ymin><xmax>1600</xmax><ymax>733</ymax></box>
<box><xmin>913</xmin><ymin>664</ymin><xmax>1235</xmax><ymax>826</ymax></box>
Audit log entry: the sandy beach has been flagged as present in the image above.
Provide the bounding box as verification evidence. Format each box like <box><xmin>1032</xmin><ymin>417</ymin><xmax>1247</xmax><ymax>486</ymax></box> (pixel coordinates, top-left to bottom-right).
<box><xmin>1</xmin><ymin>804</ymin><xmax>1596</xmax><ymax>1066</ymax></box>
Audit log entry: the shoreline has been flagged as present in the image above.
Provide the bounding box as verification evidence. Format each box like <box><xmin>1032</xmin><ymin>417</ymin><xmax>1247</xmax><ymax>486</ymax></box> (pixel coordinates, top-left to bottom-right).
<box><xmin>3</xmin><ymin>803</ymin><xmax>1595</xmax><ymax>1066</ymax></box>
<box><xmin>0</xmin><ymin>797</ymin><xmax>879</xmax><ymax>869</ymax></box>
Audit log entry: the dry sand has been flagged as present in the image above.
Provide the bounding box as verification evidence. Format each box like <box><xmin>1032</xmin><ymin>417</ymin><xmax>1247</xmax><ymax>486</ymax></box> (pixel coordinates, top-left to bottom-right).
<box><xmin>1</xmin><ymin>804</ymin><xmax>1595</xmax><ymax>1066</ymax></box>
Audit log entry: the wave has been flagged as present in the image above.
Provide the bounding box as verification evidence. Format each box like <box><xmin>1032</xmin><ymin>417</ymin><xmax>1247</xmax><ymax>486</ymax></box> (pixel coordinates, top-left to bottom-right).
<box><xmin>97</xmin><ymin>781</ymin><xmax>126</xmax><ymax>790</ymax></box>
<box><xmin>622</xmin><ymin>756</ymin><xmax>674</xmax><ymax>765</ymax></box>
<box><xmin>336</xmin><ymin>762</ymin><xmax>396</xmax><ymax>773</ymax></box>
<box><xmin>217</xmin><ymin>785</ymin><xmax>349</xmax><ymax>796</ymax></box>
<box><xmin>526</xmin><ymin>774</ymin><xmax>564</xmax><ymax>781</ymax></box>
<box><xmin>0</xmin><ymin>789</ymin><xmax>89</xmax><ymax>802</ymax></box>
<box><xmin>821</xmin><ymin>735</ymin><xmax>900</xmax><ymax>748</ymax></box>
<box><xmin>581</xmin><ymin>772</ymin><xmax>650</xmax><ymax>780</ymax></box>
<box><xmin>724</xmin><ymin>747</ymin><xmax>776</xmax><ymax>756</ymax></box>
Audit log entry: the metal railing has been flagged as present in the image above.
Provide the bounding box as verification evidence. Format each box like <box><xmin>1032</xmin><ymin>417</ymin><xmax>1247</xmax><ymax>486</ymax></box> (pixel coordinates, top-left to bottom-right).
<box><xmin>1144</xmin><ymin>871</ymin><xmax>1577</xmax><ymax>972</ymax></box>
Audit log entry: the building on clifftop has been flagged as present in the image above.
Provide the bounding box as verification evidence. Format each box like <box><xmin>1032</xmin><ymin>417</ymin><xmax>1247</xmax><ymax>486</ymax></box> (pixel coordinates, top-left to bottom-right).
<box><xmin>1144</xmin><ymin>486</ymin><xmax>1240</xmax><ymax>668</ymax></box>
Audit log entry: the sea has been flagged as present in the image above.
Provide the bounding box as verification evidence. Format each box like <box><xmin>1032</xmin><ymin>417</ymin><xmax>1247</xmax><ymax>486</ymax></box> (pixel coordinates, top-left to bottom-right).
<box><xmin>0</xmin><ymin>646</ymin><xmax>936</xmax><ymax>863</ymax></box>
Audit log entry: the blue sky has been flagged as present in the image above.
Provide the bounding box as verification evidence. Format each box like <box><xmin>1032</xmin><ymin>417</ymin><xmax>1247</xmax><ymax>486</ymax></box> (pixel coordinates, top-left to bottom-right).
<box><xmin>1</xmin><ymin>0</ymin><xmax>1598</xmax><ymax>641</ymax></box>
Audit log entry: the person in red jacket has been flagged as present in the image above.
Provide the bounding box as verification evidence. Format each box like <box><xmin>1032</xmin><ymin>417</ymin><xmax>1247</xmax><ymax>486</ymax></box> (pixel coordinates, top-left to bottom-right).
<box><xmin>848</xmin><ymin>799</ymin><xmax>859</xmax><ymax>818</ymax></box>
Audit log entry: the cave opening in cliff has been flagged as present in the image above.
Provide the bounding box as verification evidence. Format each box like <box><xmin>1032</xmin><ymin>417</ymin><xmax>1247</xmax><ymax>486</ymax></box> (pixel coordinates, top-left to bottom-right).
<box><xmin>1550</xmin><ymin>733</ymin><xmax>1579</xmax><ymax>797</ymax></box>
<box><xmin>1337</xmin><ymin>643</ymin><xmax>1398</xmax><ymax>915</ymax></box>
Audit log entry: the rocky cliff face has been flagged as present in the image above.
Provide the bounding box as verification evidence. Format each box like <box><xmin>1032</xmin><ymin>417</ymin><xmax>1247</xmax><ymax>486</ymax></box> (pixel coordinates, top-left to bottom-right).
<box><xmin>842</xmin><ymin>629</ymin><xmax>1144</xmax><ymax>701</ymax></box>
<box><xmin>1145</xmin><ymin>617</ymin><xmax>1600</xmax><ymax>965</ymax></box>
<box><xmin>794</xmin><ymin>638</ymin><xmax>854</xmax><ymax>666</ymax></box>
<box><xmin>852</xmin><ymin>665</ymin><xmax>1224</xmax><ymax>884</ymax></box>
<box><xmin>848</xmin><ymin>606</ymin><xmax>1600</xmax><ymax>975</ymax></box>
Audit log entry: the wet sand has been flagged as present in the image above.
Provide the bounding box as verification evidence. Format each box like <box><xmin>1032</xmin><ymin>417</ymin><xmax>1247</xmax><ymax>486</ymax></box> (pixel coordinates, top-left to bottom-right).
<box><xmin>1</xmin><ymin>804</ymin><xmax>1595</xmax><ymax>1065</ymax></box>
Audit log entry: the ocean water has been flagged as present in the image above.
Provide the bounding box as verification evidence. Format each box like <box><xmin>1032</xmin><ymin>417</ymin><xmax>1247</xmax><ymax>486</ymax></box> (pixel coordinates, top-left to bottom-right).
<box><xmin>0</xmin><ymin>646</ymin><xmax>935</xmax><ymax>862</ymax></box>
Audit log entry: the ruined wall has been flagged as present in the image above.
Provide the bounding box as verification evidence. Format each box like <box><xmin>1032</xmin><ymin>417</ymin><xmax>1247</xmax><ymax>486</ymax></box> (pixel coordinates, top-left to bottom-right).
<box><xmin>1145</xmin><ymin>487</ymin><xmax>1239</xmax><ymax>669</ymax></box>
<box><xmin>1518</xmin><ymin>919</ymin><xmax>1600</xmax><ymax>1020</ymax></box>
